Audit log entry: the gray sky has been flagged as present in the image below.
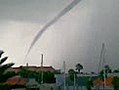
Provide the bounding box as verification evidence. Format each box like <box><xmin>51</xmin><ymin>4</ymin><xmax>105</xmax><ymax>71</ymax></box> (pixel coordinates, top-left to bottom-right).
<box><xmin>0</xmin><ymin>0</ymin><xmax>119</xmax><ymax>72</ymax></box>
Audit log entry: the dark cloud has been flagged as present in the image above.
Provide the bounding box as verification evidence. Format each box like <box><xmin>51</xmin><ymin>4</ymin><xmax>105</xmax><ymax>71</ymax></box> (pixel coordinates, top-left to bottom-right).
<box><xmin>0</xmin><ymin>0</ymin><xmax>69</xmax><ymax>23</ymax></box>
<box><xmin>0</xmin><ymin>0</ymin><xmax>119</xmax><ymax>72</ymax></box>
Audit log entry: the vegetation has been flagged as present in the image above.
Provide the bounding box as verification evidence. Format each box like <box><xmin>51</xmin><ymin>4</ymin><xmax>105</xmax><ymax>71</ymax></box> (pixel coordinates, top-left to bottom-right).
<box><xmin>104</xmin><ymin>65</ymin><xmax>112</xmax><ymax>74</ymax></box>
<box><xmin>112</xmin><ymin>76</ymin><xmax>119</xmax><ymax>90</ymax></box>
<box><xmin>1</xmin><ymin>51</ymin><xmax>119</xmax><ymax>90</ymax></box>
<box><xmin>17</xmin><ymin>67</ymin><xmax>56</xmax><ymax>83</ymax></box>
<box><xmin>75</xmin><ymin>63</ymin><xmax>83</xmax><ymax>73</ymax></box>
<box><xmin>99</xmin><ymin>65</ymin><xmax>112</xmax><ymax>80</ymax></box>
<box><xmin>0</xmin><ymin>50</ymin><xmax>15</xmax><ymax>90</ymax></box>
<box><xmin>98</xmin><ymin>65</ymin><xmax>112</xmax><ymax>90</ymax></box>
<box><xmin>68</xmin><ymin>63</ymin><xmax>83</xmax><ymax>83</ymax></box>
<box><xmin>86</xmin><ymin>78</ymin><xmax>93</xmax><ymax>90</ymax></box>
<box><xmin>43</xmin><ymin>71</ymin><xmax>56</xmax><ymax>83</ymax></box>
<box><xmin>68</xmin><ymin>69</ymin><xmax>76</xmax><ymax>82</ymax></box>
<box><xmin>113</xmin><ymin>69</ymin><xmax>119</xmax><ymax>73</ymax></box>
<box><xmin>0</xmin><ymin>50</ymin><xmax>14</xmax><ymax>83</ymax></box>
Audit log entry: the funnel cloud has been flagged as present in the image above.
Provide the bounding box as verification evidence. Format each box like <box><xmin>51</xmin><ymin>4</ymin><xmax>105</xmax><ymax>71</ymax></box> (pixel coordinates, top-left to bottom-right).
<box><xmin>0</xmin><ymin>0</ymin><xmax>119</xmax><ymax>72</ymax></box>
<box><xmin>25</xmin><ymin>0</ymin><xmax>82</xmax><ymax>59</ymax></box>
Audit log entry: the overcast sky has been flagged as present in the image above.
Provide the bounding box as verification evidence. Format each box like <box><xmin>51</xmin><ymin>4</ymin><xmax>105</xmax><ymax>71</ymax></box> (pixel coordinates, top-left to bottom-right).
<box><xmin>0</xmin><ymin>0</ymin><xmax>119</xmax><ymax>72</ymax></box>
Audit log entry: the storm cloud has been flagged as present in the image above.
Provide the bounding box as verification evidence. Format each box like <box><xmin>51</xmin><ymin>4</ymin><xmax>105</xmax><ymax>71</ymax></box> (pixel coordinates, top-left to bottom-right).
<box><xmin>0</xmin><ymin>0</ymin><xmax>119</xmax><ymax>72</ymax></box>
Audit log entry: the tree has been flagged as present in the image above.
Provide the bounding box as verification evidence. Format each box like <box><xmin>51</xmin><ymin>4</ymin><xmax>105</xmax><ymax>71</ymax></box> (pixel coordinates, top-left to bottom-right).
<box><xmin>17</xmin><ymin>67</ymin><xmax>40</xmax><ymax>81</ymax></box>
<box><xmin>113</xmin><ymin>69</ymin><xmax>119</xmax><ymax>73</ymax></box>
<box><xmin>43</xmin><ymin>71</ymin><xmax>55</xmax><ymax>83</ymax></box>
<box><xmin>0</xmin><ymin>50</ymin><xmax>14</xmax><ymax>83</ymax></box>
<box><xmin>112</xmin><ymin>76</ymin><xmax>119</xmax><ymax>90</ymax></box>
<box><xmin>75</xmin><ymin>63</ymin><xmax>83</xmax><ymax>73</ymax></box>
<box><xmin>0</xmin><ymin>50</ymin><xmax>14</xmax><ymax>90</ymax></box>
<box><xmin>17</xmin><ymin>67</ymin><xmax>56</xmax><ymax>83</ymax></box>
<box><xmin>99</xmin><ymin>65</ymin><xmax>112</xmax><ymax>79</ymax></box>
<box><xmin>98</xmin><ymin>65</ymin><xmax>112</xmax><ymax>90</ymax></box>
<box><xmin>104</xmin><ymin>65</ymin><xmax>112</xmax><ymax>74</ymax></box>
<box><xmin>86</xmin><ymin>78</ymin><xmax>93</xmax><ymax>90</ymax></box>
<box><xmin>68</xmin><ymin>69</ymin><xmax>76</xmax><ymax>82</ymax></box>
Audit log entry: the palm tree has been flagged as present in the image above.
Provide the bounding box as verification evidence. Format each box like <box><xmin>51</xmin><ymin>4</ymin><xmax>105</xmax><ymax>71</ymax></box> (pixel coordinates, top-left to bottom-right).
<box><xmin>104</xmin><ymin>65</ymin><xmax>112</xmax><ymax>74</ymax></box>
<box><xmin>68</xmin><ymin>69</ymin><xmax>77</xmax><ymax>90</ymax></box>
<box><xmin>75</xmin><ymin>63</ymin><xmax>83</xmax><ymax>73</ymax></box>
<box><xmin>99</xmin><ymin>65</ymin><xmax>112</xmax><ymax>80</ymax></box>
<box><xmin>0</xmin><ymin>50</ymin><xmax>14</xmax><ymax>83</ymax></box>
<box><xmin>68</xmin><ymin>69</ymin><xmax>75</xmax><ymax>81</ymax></box>
<box><xmin>86</xmin><ymin>78</ymin><xmax>93</xmax><ymax>90</ymax></box>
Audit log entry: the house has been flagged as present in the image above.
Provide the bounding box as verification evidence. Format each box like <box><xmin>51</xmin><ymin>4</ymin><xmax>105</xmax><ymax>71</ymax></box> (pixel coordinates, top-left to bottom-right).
<box><xmin>93</xmin><ymin>76</ymin><xmax>113</xmax><ymax>86</ymax></box>
<box><xmin>55</xmin><ymin>73</ymin><xmax>97</xmax><ymax>90</ymax></box>
<box><xmin>5</xmin><ymin>76</ymin><xmax>28</xmax><ymax>87</ymax></box>
<box><xmin>93</xmin><ymin>76</ymin><xmax>115</xmax><ymax>90</ymax></box>
<box><xmin>9</xmin><ymin>64</ymin><xmax>56</xmax><ymax>73</ymax></box>
<box><xmin>5</xmin><ymin>75</ymin><xmax>40</xmax><ymax>90</ymax></box>
<box><xmin>93</xmin><ymin>72</ymin><xmax>119</xmax><ymax>88</ymax></box>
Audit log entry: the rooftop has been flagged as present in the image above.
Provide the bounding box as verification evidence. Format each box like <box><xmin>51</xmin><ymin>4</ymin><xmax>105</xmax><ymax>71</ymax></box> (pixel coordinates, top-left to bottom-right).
<box><xmin>9</xmin><ymin>65</ymin><xmax>55</xmax><ymax>72</ymax></box>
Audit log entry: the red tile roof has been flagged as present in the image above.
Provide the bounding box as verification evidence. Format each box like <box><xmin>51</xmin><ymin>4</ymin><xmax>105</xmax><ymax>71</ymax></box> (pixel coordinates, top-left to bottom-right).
<box><xmin>93</xmin><ymin>76</ymin><xmax>113</xmax><ymax>86</ymax></box>
<box><xmin>5</xmin><ymin>76</ymin><xmax>28</xmax><ymax>86</ymax></box>
<box><xmin>9</xmin><ymin>66</ymin><xmax>55</xmax><ymax>72</ymax></box>
<box><xmin>18</xmin><ymin>78</ymin><xmax>28</xmax><ymax>85</ymax></box>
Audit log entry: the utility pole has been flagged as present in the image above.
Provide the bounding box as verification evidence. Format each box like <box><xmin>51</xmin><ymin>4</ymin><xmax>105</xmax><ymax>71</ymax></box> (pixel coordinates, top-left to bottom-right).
<box><xmin>100</xmin><ymin>43</ymin><xmax>106</xmax><ymax>90</ymax></box>
<box><xmin>103</xmin><ymin>43</ymin><xmax>106</xmax><ymax>90</ymax></box>
<box><xmin>63</xmin><ymin>61</ymin><xmax>66</xmax><ymax>90</ymax></box>
<box><xmin>103</xmin><ymin>67</ymin><xmax>106</xmax><ymax>90</ymax></box>
<box><xmin>41</xmin><ymin>54</ymin><xmax>43</xmax><ymax>84</ymax></box>
<box><xmin>74</xmin><ymin>72</ymin><xmax>76</xmax><ymax>90</ymax></box>
<box><xmin>98</xmin><ymin>43</ymin><xmax>106</xmax><ymax>90</ymax></box>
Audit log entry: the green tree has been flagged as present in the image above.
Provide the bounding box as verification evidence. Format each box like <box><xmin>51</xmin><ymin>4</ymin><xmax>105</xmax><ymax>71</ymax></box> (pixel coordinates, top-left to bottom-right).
<box><xmin>86</xmin><ymin>78</ymin><xmax>93</xmax><ymax>90</ymax></box>
<box><xmin>75</xmin><ymin>63</ymin><xmax>83</xmax><ymax>73</ymax></box>
<box><xmin>99</xmin><ymin>65</ymin><xmax>112</xmax><ymax>80</ymax></box>
<box><xmin>112</xmin><ymin>76</ymin><xmax>119</xmax><ymax>90</ymax></box>
<box><xmin>104</xmin><ymin>65</ymin><xmax>112</xmax><ymax>74</ymax></box>
<box><xmin>0</xmin><ymin>50</ymin><xmax>14</xmax><ymax>90</ymax></box>
<box><xmin>43</xmin><ymin>71</ymin><xmax>55</xmax><ymax>83</ymax></box>
<box><xmin>0</xmin><ymin>50</ymin><xmax>14</xmax><ymax>83</ymax></box>
<box><xmin>113</xmin><ymin>69</ymin><xmax>119</xmax><ymax>73</ymax></box>
<box><xmin>68</xmin><ymin>69</ymin><xmax>76</xmax><ymax>82</ymax></box>
<box><xmin>98</xmin><ymin>65</ymin><xmax>112</xmax><ymax>90</ymax></box>
<box><xmin>17</xmin><ymin>67</ymin><xmax>56</xmax><ymax>84</ymax></box>
<box><xmin>17</xmin><ymin>67</ymin><xmax>40</xmax><ymax>81</ymax></box>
